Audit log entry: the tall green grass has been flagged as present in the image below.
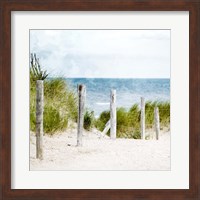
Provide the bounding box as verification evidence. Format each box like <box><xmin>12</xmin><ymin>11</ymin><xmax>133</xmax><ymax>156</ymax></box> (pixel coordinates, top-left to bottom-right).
<box><xmin>30</xmin><ymin>78</ymin><xmax>78</xmax><ymax>135</ymax></box>
<box><xmin>95</xmin><ymin>101</ymin><xmax>170</xmax><ymax>139</ymax></box>
<box><xmin>84</xmin><ymin>110</ymin><xmax>95</xmax><ymax>131</ymax></box>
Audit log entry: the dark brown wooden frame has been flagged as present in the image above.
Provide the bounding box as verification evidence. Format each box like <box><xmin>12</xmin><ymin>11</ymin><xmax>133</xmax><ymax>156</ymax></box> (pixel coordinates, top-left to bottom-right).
<box><xmin>0</xmin><ymin>0</ymin><xmax>199</xmax><ymax>199</ymax></box>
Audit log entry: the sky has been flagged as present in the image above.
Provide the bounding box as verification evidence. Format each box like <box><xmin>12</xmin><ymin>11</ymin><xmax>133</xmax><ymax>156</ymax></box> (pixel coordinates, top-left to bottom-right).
<box><xmin>30</xmin><ymin>30</ymin><xmax>170</xmax><ymax>78</ymax></box>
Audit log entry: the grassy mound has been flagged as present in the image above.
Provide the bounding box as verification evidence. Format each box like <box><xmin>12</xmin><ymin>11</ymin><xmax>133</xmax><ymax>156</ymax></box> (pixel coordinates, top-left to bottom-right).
<box><xmin>30</xmin><ymin>78</ymin><xmax>78</xmax><ymax>135</ymax></box>
<box><xmin>95</xmin><ymin>101</ymin><xmax>170</xmax><ymax>139</ymax></box>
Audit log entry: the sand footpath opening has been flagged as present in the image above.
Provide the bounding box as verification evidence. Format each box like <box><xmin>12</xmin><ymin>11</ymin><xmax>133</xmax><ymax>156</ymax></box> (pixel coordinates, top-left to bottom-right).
<box><xmin>30</xmin><ymin>129</ymin><xmax>170</xmax><ymax>171</ymax></box>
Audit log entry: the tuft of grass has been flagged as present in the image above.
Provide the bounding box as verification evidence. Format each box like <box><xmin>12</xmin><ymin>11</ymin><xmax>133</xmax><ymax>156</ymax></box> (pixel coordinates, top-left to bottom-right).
<box><xmin>157</xmin><ymin>101</ymin><xmax>170</xmax><ymax>127</ymax></box>
<box><xmin>43</xmin><ymin>105</ymin><xmax>68</xmax><ymax>135</ymax></box>
<box><xmin>30</xmin><ymin>77</ymin><xmax>78</xmax><ymax>134</ymax></box>
<box><xmin>145</xmin><ymin>101</ymin><xmax>157</xmax><ymax>129</ymax></box>
<box><xmin>116</xmin><ymin>107</ymin><xmax>129</xmax><ymax>138</ymax></box>
<box><xmin>95</xmin><ymin>101</ymin><xmax>170</xmax><ymax>139</ymax></box>
<box><xmin>30</xmin><ymin>54</ymin><xmax>78</xmax><ymax>135</ymax></box>
<box><xmin>84</xmin><ymin>110</ymin><xmax>95</xmax><ymax>131</ymax></box>
<box><xmin>44</xmin><ymin>78</ymin><xmax>78</xmax><ymax>122</ymax></box>
<box><xmin>94</xmin><ymin>110</ymin><xmax>110</xmax><ymax>132</ymax></box>
<box><xmin>30</xmin><ymin>53</ymin><xmax>48</xmax><ymax>81</ymax></box>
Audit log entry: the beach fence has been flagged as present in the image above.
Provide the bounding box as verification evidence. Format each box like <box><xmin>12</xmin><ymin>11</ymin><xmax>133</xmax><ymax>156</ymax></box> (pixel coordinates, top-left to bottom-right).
<box><xmin>75</xmin><ymin>85</ymin><xmax>161</xmax><ymax>142</ymax></box>
<box><xmin>140</xmin><ymin>97</ymin><xmax>160</xmax><ymax>140</ymax></box>
<box><xmin>76</xmin><ymin>85</ymin><xmax>117</xmax><ymax>141</ymax></box>
<box><xmin>100</xmin><ymin>95</ymin><xmax>160</xmax><ymax>141</ymax></box>
<box><xmin>35</xmin><ymin>83</ymin><xmax>161</xmax><ymax>158</ymax></box>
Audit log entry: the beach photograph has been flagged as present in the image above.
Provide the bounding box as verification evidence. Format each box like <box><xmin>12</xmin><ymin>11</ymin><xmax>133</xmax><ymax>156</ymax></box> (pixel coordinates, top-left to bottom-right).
<box><xmin>30</xmin><ymin>30</ymin><xmax>170</xmax><ymax>170</ymax></box>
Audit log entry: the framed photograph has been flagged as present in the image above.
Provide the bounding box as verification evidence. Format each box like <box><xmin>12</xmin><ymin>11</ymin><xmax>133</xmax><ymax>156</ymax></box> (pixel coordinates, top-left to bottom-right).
<box><xmin>1</xmin><ymin>0</ymin><xmax>199</xmax><ymax>199</ymax></box>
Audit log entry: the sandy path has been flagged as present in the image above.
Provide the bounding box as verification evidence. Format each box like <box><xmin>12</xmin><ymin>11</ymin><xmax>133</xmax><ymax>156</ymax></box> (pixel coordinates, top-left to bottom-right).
<box><xmin>30</xmin><ymin>129</ymin><xmax>170</xmax><ymax>171</ymax></box>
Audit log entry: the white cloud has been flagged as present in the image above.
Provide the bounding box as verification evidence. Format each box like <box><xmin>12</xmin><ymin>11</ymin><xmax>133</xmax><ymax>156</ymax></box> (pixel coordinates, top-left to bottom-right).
<box><xmin>30</xmin><ymin>30</ymin><xmax>170</xmax><ymax>78</ymax></box>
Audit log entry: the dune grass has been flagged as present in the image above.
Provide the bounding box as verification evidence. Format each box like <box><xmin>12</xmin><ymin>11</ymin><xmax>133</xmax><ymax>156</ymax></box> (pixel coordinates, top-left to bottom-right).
<box><xmin>30</xmin><ymin>77</ymin><xmax>78</xmax><ymax>135</ymax></box>
<box><xmin>30</xmin><ymin>76</ymin><xmax>169</xmax><ymax>137</ymax></box>
<box><xmin>95</xmin><ymin>101</ymin><xmax>170</xmax><ymax>139</ymax></box>
<box><xmin>84</xmin><ymin>110</ymin><xmax>95</xmax><ymax>131</ymax></box>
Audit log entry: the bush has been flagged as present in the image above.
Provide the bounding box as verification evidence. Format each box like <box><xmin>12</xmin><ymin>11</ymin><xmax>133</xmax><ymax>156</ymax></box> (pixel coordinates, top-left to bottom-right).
<box><xmin>84</xmin><ymin>110</ymin><xmax>95</xmax><ymax>131</ymax></box>
<box><xmin>94</xmin><ymin>111</ymin><xmax>110</xmax><ymax>132</ymax></box>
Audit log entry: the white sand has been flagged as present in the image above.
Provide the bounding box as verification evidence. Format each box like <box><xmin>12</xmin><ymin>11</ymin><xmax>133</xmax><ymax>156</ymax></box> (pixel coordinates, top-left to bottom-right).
<box><xmin>30</xmin><ymin>128</ymin><xmax>170</xmax><ymax>171</ymax></box>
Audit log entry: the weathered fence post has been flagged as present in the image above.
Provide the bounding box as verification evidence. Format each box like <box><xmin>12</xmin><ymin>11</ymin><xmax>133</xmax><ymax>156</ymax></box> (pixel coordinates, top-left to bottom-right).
<box><xmin>77</xmin><ymin>84</ymin><xmax>86</xmax><ymax>146</ymax></box>
<box><xmin>102</xmin><ymin>120</ymin><xmax>111</xmax><ymax>137</ymax></box>
<box><xmin>110</xmin><ymin>89</ymin><xmax>116</xmax><ymax>139</ymax></box>
<box><xmin>36</xmin><ymin>80</ymin><xmax>44</xmax><ymax>159</ymax></box>
<box><xmin>154</xmin><ymin>106</ymin><xmax>160</xmax><ymax>140</ymax></box>
<box><xmin>140</xmin><ymin>97</ymin><xmax>145</xmax><ymax>140</ymax></box>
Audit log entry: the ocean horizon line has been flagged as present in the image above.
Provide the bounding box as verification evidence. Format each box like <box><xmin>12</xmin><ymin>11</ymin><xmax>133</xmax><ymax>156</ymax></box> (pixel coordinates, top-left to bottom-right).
<box><xmin>45</xmin><ymin>77</ymin><xmax>170</xmax><ymax>116</ymax></box>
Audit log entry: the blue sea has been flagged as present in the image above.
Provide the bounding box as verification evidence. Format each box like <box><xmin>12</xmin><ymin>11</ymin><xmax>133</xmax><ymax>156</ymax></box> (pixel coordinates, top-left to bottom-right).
<box><xmin>66</xmin><ymin>78</ymin><xmax>170</xmax><ymax>117</ymax></box>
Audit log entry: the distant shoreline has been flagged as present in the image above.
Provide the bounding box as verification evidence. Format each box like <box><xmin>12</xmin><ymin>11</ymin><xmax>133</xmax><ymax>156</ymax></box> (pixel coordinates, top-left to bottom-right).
<box><xmin>66</xmin><ymin>78</ymin><xmax>170</xmax><ymax>116</ymax></box>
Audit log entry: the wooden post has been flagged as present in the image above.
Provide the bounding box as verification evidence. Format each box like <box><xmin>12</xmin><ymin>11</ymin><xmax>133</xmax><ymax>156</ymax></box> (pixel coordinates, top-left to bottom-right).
<box><xmin>102</xmin><ymin>120</ymin><xmax>111</xmax><ymax>137</ymax></box>
<box><xmin>36</xmin><ymin>80</ymin><xmax>44</xmax><ymax>159</ymax></box>
<box><xmin>154</xmin><ymin>106</ymin><xmax>160</xmax><ymax>140</ymax></box>
<box><xmin>110</xmin><ymin>90</ymin><xmax>116</xmax><ymax>139</ymax></box>
<box><xmin>77</xmin><ymin>84</ymin><xmax>86</xmax><ymax>146</ymax></box>
<box><xmin>140</xmin><ymin>97</ymin><xmax>145</xmax><ymax>140</ymax></box>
